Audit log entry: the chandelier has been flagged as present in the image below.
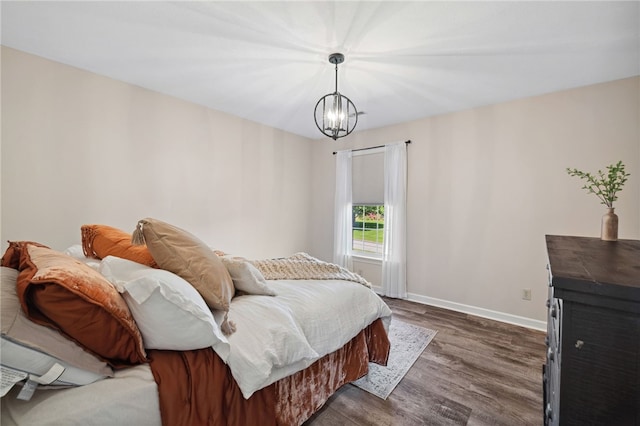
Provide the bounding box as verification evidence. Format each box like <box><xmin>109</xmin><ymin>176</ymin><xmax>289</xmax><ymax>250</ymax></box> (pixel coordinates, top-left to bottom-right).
<box><xmin>314</xmin><ymin>53</ymin><xmax>358</xmax><ymax>140</ymax></box>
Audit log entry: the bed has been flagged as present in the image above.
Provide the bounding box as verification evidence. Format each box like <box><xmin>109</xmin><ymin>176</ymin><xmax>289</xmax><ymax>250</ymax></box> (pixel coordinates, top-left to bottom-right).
<box><xmin>0</xmin><ymin>218</ymin><xmax>392</xmax><ymax>426</ymax></box>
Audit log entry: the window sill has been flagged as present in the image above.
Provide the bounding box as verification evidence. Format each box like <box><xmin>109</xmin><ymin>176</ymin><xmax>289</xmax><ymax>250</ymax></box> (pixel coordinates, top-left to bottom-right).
<box><xmin>351</xmin><ymin>254</ymin><xmax>382</xmax><ymax>264</ymax></box>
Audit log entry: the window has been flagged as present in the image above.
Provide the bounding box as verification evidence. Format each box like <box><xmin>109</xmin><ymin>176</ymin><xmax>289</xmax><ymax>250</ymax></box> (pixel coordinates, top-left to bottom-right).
<box><xmin>350</xmin><ymin>148</ymin><xmax>385</xmax><ymax>258</ymax></box>
<box><xmin>352</xmin><ymin>204</ymin><xmax>384</xmax><ymax>257</ymax></box>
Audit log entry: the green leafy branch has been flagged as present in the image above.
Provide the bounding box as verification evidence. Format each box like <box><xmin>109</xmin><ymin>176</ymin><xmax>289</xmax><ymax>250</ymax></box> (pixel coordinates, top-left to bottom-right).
<box><xmin>566</xmin><ymin>161</ymin><xmax>630</xmax><ymax>208</ymax></box>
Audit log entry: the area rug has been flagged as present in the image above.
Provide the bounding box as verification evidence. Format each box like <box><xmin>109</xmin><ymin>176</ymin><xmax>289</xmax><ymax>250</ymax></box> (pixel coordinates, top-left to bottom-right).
<box><xmin>352</xmin><ymin>319</ymin><xmax>437</xmax><ymax>400</ymax></box>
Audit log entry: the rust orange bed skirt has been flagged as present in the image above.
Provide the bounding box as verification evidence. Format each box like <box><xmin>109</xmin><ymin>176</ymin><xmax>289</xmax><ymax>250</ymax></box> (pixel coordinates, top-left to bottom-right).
<box><xmin>148</xmin><ymin>318</ymin><xmax>390</xmax><ymax>426</ymax></box>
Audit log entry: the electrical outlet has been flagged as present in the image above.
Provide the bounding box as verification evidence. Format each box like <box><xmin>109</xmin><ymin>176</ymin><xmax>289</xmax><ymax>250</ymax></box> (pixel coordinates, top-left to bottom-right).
<box><xmin>522</xmin><ymin>288</ymin><xmax>532</xmax><ymax>301</ymax></box>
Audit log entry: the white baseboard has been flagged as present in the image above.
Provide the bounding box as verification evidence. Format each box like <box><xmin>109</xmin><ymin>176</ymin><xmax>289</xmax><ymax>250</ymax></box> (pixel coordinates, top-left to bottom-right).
<box><xmin>372</xmin><ymin>286</ymin><xmax>547</xmax><ymax>332</ymax></box>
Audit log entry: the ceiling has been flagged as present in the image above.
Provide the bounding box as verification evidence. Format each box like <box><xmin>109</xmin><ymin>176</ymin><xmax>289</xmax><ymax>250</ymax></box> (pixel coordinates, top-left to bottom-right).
<box><xmin>2</xmin><ymin>1</ymin><xmax>639</xmax><ymax>140</ymax></box>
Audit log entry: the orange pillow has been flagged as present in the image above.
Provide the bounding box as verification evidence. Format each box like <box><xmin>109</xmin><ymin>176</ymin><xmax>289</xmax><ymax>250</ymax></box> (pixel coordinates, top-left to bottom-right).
<box><xmin>2</xmin><ymin>240</ymin><xmax>45</xmax><ymax>269</ymax></box>
<box><xmin>2</xmin><ymin>241</ymin><xmax>147</xmax><ymax>368</ymax></box>
<box><xmin>81</xmin><ymin>224</ymin><xmax>157</xmax><ymax>267</ymax></box>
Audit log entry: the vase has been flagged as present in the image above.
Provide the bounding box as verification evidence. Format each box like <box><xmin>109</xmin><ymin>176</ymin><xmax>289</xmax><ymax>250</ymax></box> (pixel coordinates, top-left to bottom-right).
<box><xmin>601</xmin><ymin>207</ymin><xmax>618</xmax><ymax>241</ymax></box>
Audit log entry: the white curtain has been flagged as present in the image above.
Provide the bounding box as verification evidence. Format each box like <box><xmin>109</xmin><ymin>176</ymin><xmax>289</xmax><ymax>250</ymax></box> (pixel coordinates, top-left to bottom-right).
<box><xmin>333</xmin><ymin>150</ymin><xmax>353</xmax><ymax>270</ymax></box>
<box><xmin>382</xmin><ymin>142</ymin><xmax>407</xmax><ymax>298</ymax></box>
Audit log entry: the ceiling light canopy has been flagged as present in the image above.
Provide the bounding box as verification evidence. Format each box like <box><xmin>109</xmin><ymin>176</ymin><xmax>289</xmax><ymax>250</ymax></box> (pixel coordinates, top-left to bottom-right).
<box><xmin>314</xmin><ymin>53</ymin><xmax>358</xmax><ymax>140</ymax></box>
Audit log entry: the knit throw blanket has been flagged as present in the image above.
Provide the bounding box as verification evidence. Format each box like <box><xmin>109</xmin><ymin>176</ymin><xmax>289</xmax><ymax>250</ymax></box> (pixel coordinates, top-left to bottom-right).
<box><xmin>250</xmin><ymin>253</ymin><xmax>371</xmax><ymax>288</ymax></box>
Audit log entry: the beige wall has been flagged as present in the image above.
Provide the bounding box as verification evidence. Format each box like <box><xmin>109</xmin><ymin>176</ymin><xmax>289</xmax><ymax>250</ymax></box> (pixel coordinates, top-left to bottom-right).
<box><xmin>1</xmin><ymin>47</ymin><xmax>313</xmax><ymax>258</ymax></box>
<box><xmin>310</xmin><ymin>76</ymin><xmax>640</xmax><ymax>324</ymax></box>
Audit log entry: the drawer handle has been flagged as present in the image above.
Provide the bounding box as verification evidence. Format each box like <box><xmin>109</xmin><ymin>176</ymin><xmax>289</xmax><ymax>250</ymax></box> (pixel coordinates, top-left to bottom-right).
<box><xmin>547</xmin><ymin>347</ymin><xmax>555</xmax><ymax>362</ymax></box>
<box><xmin>546</xmin><ymin>403</ymin><xmax>553</xmax><ymax>420</ymax></box>
<box><xmin>550</xmin><ymin>305</ymin><xmax>557</xmax><ymax>318</ymax></box>
<box><xmin>575</xmin><ymin>340</ymin><xmax>584</xmax><ymax>350</ymax></box>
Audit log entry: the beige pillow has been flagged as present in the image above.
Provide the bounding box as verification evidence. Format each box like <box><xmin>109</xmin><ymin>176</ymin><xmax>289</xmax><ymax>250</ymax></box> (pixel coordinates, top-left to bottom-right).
<box><xmin>220</xmin><ymin>257</ymin><xmax>276</xmax><ymax>296</ymax></box>
<box><xmin>132</xmin><ymin>218</ymin><xmax>236</xmax><ymax>335</ymax></box>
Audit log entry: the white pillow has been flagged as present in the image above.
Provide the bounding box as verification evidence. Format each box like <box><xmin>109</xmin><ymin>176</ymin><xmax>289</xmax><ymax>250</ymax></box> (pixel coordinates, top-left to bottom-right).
<box><xmin>63</xmin><ymin>244</ymin><xmax>101</xmax><ymax>270</ymax></box>
<box><xmin>220</xmin><ymin>257</ymin><xmax>276</xmax><ymax>296</ymax></box>
<box><xmin>98</xmin><ymin>256</ymin><xmax>228</xmax><ymax>350</ymax></box>
<box><xmin>1</xmin><ymin>267</ymin><xmax>113</xmax><ymax>387</ymax></box>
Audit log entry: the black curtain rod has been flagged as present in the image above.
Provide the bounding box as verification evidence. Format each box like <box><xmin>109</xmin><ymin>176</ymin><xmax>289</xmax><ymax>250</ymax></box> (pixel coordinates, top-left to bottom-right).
<box><xmin>332</xmin><ymin>140</ymin><xmax>411</xmax><ymax>155</ymax></box>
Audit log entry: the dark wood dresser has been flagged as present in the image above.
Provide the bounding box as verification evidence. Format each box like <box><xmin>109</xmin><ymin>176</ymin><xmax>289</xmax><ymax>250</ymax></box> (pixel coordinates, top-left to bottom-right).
<box><xmin>543</xmin><ymin>235</ymin><xmax>640</xmax><ymax>425</ymax></box>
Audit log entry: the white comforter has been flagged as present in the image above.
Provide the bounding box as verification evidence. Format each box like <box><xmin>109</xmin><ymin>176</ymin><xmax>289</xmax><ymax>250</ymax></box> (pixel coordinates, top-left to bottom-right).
<box><xmin>213</xmin><ymin>279</ymin><xmax>392</xmax><ymax>399</ymax></box>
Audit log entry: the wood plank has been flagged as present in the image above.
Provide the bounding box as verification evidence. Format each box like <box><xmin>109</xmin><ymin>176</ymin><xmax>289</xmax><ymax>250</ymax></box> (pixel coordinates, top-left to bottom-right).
<box><xmin>305</xmin><ymin>298</ymin><xmax>546</xmax><ymax>425</ymax></box>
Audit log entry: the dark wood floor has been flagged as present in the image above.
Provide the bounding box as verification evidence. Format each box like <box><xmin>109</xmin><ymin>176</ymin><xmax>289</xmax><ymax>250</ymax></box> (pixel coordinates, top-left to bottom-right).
<box><xmin>306</xmin><ymin>298</ymin><xmax>546</xmax><ymax>426</ymax></box>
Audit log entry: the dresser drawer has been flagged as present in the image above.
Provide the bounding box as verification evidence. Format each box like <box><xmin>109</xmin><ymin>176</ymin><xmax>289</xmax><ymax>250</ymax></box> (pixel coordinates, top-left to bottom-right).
<box><xmin>543</xmin><ymin>356</ymin><xmax>560</xmax><ymax>426</ymax></box>
<box><xmin>546</xmin><ymin>287</ymin><xmax>562</xmax><ymax>353</ymax></box>
<box><xmin>560</xmin><ymin>302</ymin><xmax>640</xmax><ymax>425</ymax></box>
<box><xmin>567</xmin><ymin>302</ymin><xmax>639</xmax><ymax>354</ymax></box>
<box><xmin>544</xmin><ymin>287</ymin><xmax>561</xmax><ymax>426</ymax></box>
<box><xmin>543</xmin><ymin>364</ymin><xmax>551</xmax><ymax>425</ymax></box>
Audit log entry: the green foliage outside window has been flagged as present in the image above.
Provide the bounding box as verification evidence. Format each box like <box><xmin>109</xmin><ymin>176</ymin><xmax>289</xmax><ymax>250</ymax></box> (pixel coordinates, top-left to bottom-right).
<box><xmin>352</xmin><ymin>205</ymin><xmax>384</xmax><ymax>254</ymax></box>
